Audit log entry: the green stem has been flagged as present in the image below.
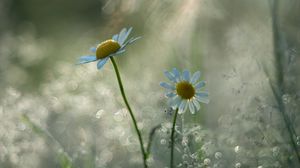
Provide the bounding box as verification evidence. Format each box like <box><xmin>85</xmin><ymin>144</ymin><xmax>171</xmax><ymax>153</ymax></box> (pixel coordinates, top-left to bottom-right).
<box><xmin>270</xmin><ymin>0</ymin><xmax>300</xmax><ymax>164</ymax></box>
<box><xmin>110</xmin><ymin>57</ymin><xmax>148</xmax><ymax>168</ymax></box>
<box><xmin>170</xmin><ymin>108</ymin><xmax>179</xmax><ymax>168</ymax></box>
<box><xmin>146</xmin><ymin>124</ymin><xmax>161</xmax><ymax>157</ymax></box>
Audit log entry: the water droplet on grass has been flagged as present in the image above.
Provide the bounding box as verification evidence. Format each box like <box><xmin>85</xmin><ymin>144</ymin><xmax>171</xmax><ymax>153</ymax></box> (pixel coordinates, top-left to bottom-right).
<box><xmin>235</xmin><ymin>163</ymin><xmax>241</xmax><ymax>168</ymax></box>
<box><xmin>215</xmin><ymin>152</ymin><xmax>223</xmax><ymax>159</ymax></box>
<box><xmin>296</xmin><ymin>136</ymin><xmax>300</xmax><ymax>145</ymax></box>
<box><xmin>113</xmin><ymin>108</ymin><xmax>127</xmax><ymax>122</ymax></box>
<box><xmin>17</xmin><ymin>123</ymin><xmax>26</xmax><ymax>131</ymax></box>
<box><xmin>282</xmin><ymin>94</ymin><xmax>291</xmax><ymax>104</ymax></box>
<box><xmin>96</xmin><ymin>109</ymin><xmax>104</xmax><ymax>119</ymax></box>
<box><xmin>190</xmin><ymin>153</ymin><xmax>198</xmax><ymax>159</ymax></box>
<box><xmin>272</xmin><ymin>146</ymin><xmax>280</xmax><ymax>157</ymax></box>
<box><xmin>182</xmin><ymin>154</ymin><xmax>189</xmax><ymax>160</ymax></box>
<box><xmin>160</xmin><ymin>139</ymin><xmax>167</xmax><ymax>145</ymax></box>
<box><xmin>203</xmin><ymin>158</ymin><xmax>211</xmax><ymax>165</ymax></box>
<box><xmin>182</xmin><ymin>136</ymin><xmax>188</xmax><ymax>146</ymax></box>
<box><xmin>234</xmin><ymin>146</ymin><xmax>240</xmax><ymax>153</ymax></box>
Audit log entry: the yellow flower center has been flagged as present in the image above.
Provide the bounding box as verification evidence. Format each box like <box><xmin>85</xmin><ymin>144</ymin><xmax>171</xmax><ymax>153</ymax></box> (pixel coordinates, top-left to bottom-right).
<box><xmin>176</xmin><ymin>81</ymin><xmax>195</xmax><ymax>100</ymax></box>
<box><xmin>96</xmin><ymin>39</ymin><xmax>121</xmax><ymax>59</ymax></box>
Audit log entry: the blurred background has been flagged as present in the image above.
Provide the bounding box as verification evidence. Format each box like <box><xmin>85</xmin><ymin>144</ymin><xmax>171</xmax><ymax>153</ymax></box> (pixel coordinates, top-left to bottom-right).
<box><xmin>0</xmin><ymin>0</ymin><xmax>300</xmax><ymax>167</ymax></box>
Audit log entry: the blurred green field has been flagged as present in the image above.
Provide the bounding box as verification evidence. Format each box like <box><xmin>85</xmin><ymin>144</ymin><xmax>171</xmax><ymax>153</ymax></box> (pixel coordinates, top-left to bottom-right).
<box><xmin>0</xmin><ymin>0</ymin><xmax>300</xmax><ymax>167</ymax></box>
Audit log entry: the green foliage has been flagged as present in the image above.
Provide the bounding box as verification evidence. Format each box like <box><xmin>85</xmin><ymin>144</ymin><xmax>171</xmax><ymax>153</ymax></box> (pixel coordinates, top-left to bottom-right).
<box><xmin>21</xmin><ymin>114</ymin><xmax>45</xmax><ymax>136</ymax></box>
<box><xmin>58</xmin><ymin>153</ymin><xmax>73</xmax><ymax>168</ymax></box>
<box><xmin>21</xmin><ymin>114</ymin><xmax>73</xmax><ymax>168</ymax></box>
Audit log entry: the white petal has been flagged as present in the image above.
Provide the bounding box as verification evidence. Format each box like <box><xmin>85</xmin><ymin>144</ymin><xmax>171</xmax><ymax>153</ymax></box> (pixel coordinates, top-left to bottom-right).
<box><xmin>168</xmin><ymin>96</ymin><xmax>181</xmax><ymax>109</ymax></box>
<box><xmin>195</xmin><ymin>92</ymin><xmax>209</xmax><ymax>104</ymax></box>
<box><xmin>164</xmin><ymin>71</ymin><xmax>177</xmax><ymax>82</ymax></box>
<box><xmin>196</xmin><ymin>92</ymin><xmax>208</xmax><ymax>98</ymax></box>
<box><xmin>160</xmin><ymin>82</ymin><xmax>175</xmax><ymax>90</ymax></box>
<box><xmin>195</xmin><ymin>81</ymin><xmax>206</xmax><ymax>89</ymax></box>
<box><xmin>119</xmin><ymin>27</ymin><xmax>133</xmax><ymax>45</ymax></box>
<box><xmin>183</xmin><ymin>102</ymin><xmax>188</xmax><ymax>112</ymax></box>
<box><xmin>178</xmin><ymin>100</ymin><xmax>187</xmax><ymax>114</ymax></box>
<box><xmin>190</xmin><ymin>71</ymin><xmax>201</xmax><ymax>84</ymax></box>
<box><xmin>196</xmin><ymin>97</ymin><xmax>209</xmax><ymax>104</ymax></box>
<box><xmin>172</xmin><ymin>68</ymin><xmax>180</xmax><ymax>82</ymax></box>
<box><xmin>117</xmin><ymin>28</ymin><xmax>127</xmax><ymax>45</ymax></box>
<box><xmin>128</xmin><ymin>36</ymin><xmax>141</xmax><ymax>44</ymax></box>
<box><xmin>192</xmin><ymin>99</ymin><xmax>201</xmax><ymax>111</ymax></box>
<box><xmin>90</xmin><ymin>47</ymin><xmax>96</xmax><ymax>53</ymax></box>
<box><xmin>113</xmin><ymin>49</ymin><xmax>126</xmax><ymax>56</ymax></box>
<box><xmin>77</xmin><ymin>55</ymin><xmax>97</xmax><ymax>64</ymax></box>
<box><xmin>165</xmin><ymin>92</ymin><xmax>176</xmax><ymax>98</ymax></box>
<box><xmin>188</xmin><ymin>101</ymin><xmax>195</xmax><ymax>114</ymax></box>
<box><xmin>120</xmin><ymin>36</ymin><xmax>141</xmax><ymax>50</ymax></box>
<box><xmin>97</xmin><ymin>57</ymin><xmax>109</xmax><ymax>69</ymax></box>
<box><xmin>182</xmin><ymin>70</ymin><xmax>190</xmax><ymax>81</ymax></box>
<box><xmin>112</xmin><ymin>34</ymin><xmax>119</xmax><ymax>41</ymax></box>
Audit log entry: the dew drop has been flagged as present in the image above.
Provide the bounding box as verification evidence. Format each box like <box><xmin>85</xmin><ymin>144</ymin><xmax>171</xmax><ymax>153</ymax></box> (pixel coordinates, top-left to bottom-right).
<box><xmin>296</xmin><ymin>136</ymin><xmax>300</xmax><ymax>146</ymax></box>
<box><xmin>137</xmin><ymin>122</ymin><xmax>144</xmax><ymax>129</ymax></box>
<box><xmin>183</xmin><ymin>161</ymin><xmax>188</xmax><ymax>166</ymax></box>
<box><xmin>272</xmin><ymin>146</ymin><xmax>280</xmax><ymax>157</ymax></box>
<box><xmin>165</xmin><ymin>122</ymin><xmax>172</xmax><ymax>129</ymax></box>
<box><xmin>81</xmin><ymin>149</ymin><xmax>87</xmax><ymax>155</ymax></box>
<box><xmin>182</xmin><ymin>154</ymin><xmax>189</xmax><ymax>160</ymax></box>
<box><xmin>197</xmin><ymin>163</ymin><xmax>203</xmax><ymax>167</ymax></box>
<box><xmin>95</xmin><ymin>109</ymin><xmax>104</xmax><ymax>119</ymax></box>
<box><xmin>190</xmin><ymin>153</ymin><xmax>198</xmax><ymax>159</ymax></box>
<box><xmin>50</xmin><ymin>96</ymin><xmax>60</xmax><ymax>107</ymax></box>
<box><xmin>99</xmin><ymin>149</ymin><xmax>113</xmax><ymax>164</ymax></box>
<box><xmin>274</xmin><ymin>161</ymin><xmax>281</xmax><ymax>168</ymax></box>
<box><xmin>282</xmin><ymin>94</ymin><xmax>290</xmax><ymax>104</ymax></box>
<box><xmin>183</xmin><ymin>147</ymin><xmax>188</xmax><ymax>153</ymax></box>
<box><xmin>177</xmin><ymin>163</ymin><xmax>183</xmax><ymax>167</ymax></box>
<box><xmin>215</xmin><ymin>152</ymin><xmax>223</xmax><ymax>159</ymax></box>
<box><xmin>195</xmin><ymin>136</ymin><xmax>201</xmax><ymax>143</ymax></box>
<box><xmin>160</xmin><ymin>139</ymin><xmax>167</xmax><ymax>145</ymax></box>
<box><xmin>160</xmin><ymin>127</ymin><xmax>168</xmax><ymax>133</ymax></box>
<box><xmin>234</xmin><ymin>146</ymin><xmax>240</xmax><ymax>153</ymax></box>
<box><xmin>203</xmin><ymin>158</ymin><xmax>211</xmax><ymax>165</ymax></box>
<box><xmin>17</xmin><ymin>123</ymin><xmax>26</xmax><ymax>131</ymax></box>
<box><xmin>113</xmin><ymin>108</ymin><xmax>127</xmax><ymax>122</ymax></box>
<box><xmin>193</xmin><ymin>131</ymin><xmax>199</xmax><ymax>137</ymax></box>
<box><xmin>235</xmin><ymin>163</ymin><xmax>241</xmax><ymax>168</ymax></box>
<box><xmin>7</xmin><ymin>87</ymin><xmax>21</xmax><ymax>98</ymax></box>
<box><xmin>182</xmin><ymin>136</ymin><xmax>188</xmax><ymax>146</ymax></box>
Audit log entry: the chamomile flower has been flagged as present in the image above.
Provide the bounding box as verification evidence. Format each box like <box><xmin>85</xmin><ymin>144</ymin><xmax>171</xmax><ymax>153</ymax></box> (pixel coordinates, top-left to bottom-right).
<box><xmin>160</xmin><ymin>68</ymin><xmax>209</xmax><ymax>114</ymax></box>
<box><xmin>77</xmin><ymin>27</ymin><xmax>140</xmax><ymax>69</ymax></box>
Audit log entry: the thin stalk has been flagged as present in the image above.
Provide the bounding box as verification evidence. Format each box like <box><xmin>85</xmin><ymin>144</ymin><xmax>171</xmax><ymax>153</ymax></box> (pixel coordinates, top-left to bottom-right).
<box><xmin>21</xmin><ymin>114</ymin><xmax>73</xmax><ymax>167</ymax></box>
<box><xmin>270</xmin><ymin>0</ymin><xmax>300</xmax><ymax>164</ymax></box>
<box><xmin>146</xmin><ymin>124</ymin><xmax>161</xmax><ymax>157</ymax></box>
<box><xmin>110</xmin><ymin>57</ymin><xmax>148</xmax><ymax>168</ymax></box>
<box><xmin>170</xmin><ymin>108</ymin><xmax>179</xmax><ymax>168</ymax></box>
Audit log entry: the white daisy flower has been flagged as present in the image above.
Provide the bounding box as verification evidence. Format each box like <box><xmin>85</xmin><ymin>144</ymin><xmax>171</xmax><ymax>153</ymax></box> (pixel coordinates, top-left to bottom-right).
<box><xmin>160</xmin><ymin>68</ymin><xmax>209</xmax><ymax>114</ymax></box>
<box><xmin>77</xmin><ymin>27</ymin><xmax>140</xmax><ymax>70</ymax></box>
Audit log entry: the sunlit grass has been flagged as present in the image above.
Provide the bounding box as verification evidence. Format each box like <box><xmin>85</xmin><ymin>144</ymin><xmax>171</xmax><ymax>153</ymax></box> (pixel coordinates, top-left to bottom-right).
<box><xmin>0</xmin><ymin>0</ymin><xmax>300</xmax><ymax>168</ymax></box>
